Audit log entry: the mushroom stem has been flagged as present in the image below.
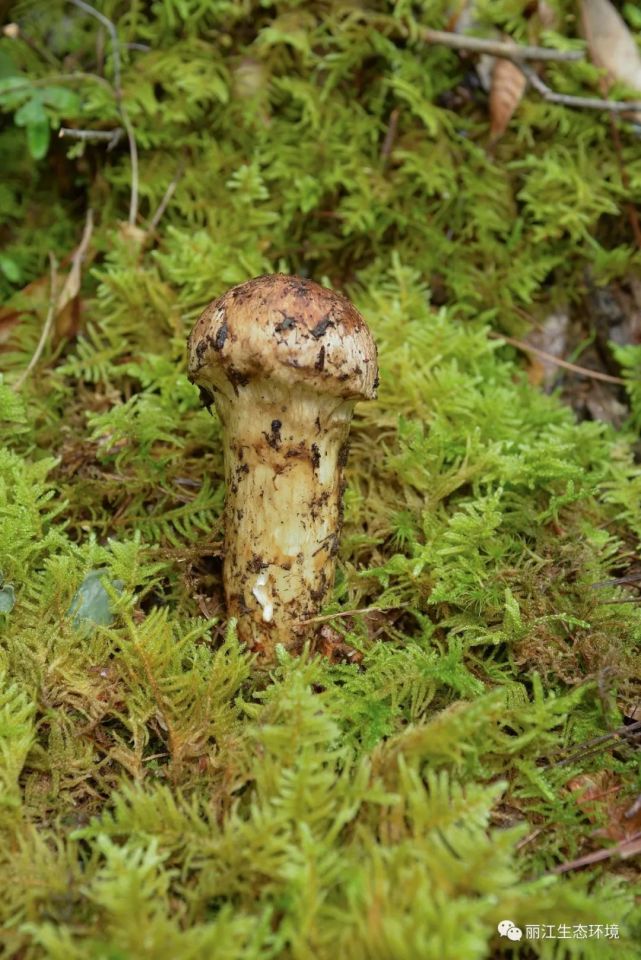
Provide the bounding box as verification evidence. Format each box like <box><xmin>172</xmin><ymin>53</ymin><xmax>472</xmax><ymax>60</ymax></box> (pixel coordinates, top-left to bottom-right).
<box><xmin>219</xmin><ymin>380</ymin><xmax>353</xmax><ymax>655</ymax></box>
<box><xmin>187</xmin><ymin>274</ymin><xmax>377</xmax><ymax>659</ymax></box>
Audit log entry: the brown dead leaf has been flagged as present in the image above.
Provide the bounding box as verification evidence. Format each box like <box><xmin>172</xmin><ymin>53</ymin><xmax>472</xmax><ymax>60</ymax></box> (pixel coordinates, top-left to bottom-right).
<box><xmin>625</xmin><ymin>702</ymin><xmax>641</xmax><ymax>723</ymax></box>
<box><xmin>1</xmin><ymin>212</ymin><xmax>94</xmax><ymax>352</ymax></box>
<box><xmin>55</xmin><ymin>294</ymin><xmax>83</xmax><ymax>340</ymax></box>
<box><xmin>567</xmin><ymin>771</ymin><xmax>641</xmax><ymax>843</ymax></box>
<box><xmin>0</xmin><ymin>272</ymin><xmax>50</xmax><ymax>346</ymax></box>
<box><xmin>489</xmin><ymin>55</ymin><xmax>527</xmax><ymax>143</ymax></box>
<box><xmin>317</xmin><ymin>625</ymin><xmax>363</xmax><ymax>664</ymax></box>
<box><xmin>580</xmin><ymin>0</ymin><xmax>641</xmax><ymax>99</ymax></box>
<box><xmin>54</xmin><ymin>209</ymin><xmax>93</xmax><ymax>339</ymax></box>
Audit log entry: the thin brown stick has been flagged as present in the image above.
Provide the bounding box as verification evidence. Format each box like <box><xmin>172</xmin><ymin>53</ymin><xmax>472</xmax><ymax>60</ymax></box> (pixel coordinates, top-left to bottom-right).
<box><xmin>381</xmin><ymin>108</ymin><xmax>400</xmax><ymax>163</ymax></box>
<box><xmin>298</xmin><ymin>603</ymin><xmax>407</xmax><ymax>626</ymax></box>
<box><xmin>419</xmin><ymin>28</ymin><xmax>584</xmax><ymax>62</ymax></box>
<box><xmin>147</xmin><ymin>161</ymin><xmax>185</xmax><ymax>234</ymax></box>
<box><xmin>516</xmin><ymin>60</ymin><xmax>641</xmax><ymax>113</ymax></box>
<box><xmin>551</xmin><ymin>830</ymin><xmax>641</xmax><ymax>874</ymax></box>
<box><xmin>12</xmin><ymin>254</ymin><xmax>59</xmax><ymax>392</ymax></box>
<box><xmin>488</xmin><ymin>331</ymin><xmax>628</xmax><ymax>384</ymax></box>
<box><xmin>554</xmin><ymin>721</ymin><xmax>641</xmax><ymax>767</ymax></box>
<box><xmin>515</xmin><ymin>827</ymin><xmax>546</xmax><ymax>850</ymax></box>
<box><xmin>120</xmin><ymin>111</ymin><xmax>139</xmax><ymax>224</ymax></box>
<box><xmin>591</xmin><ymin>572</ymin><xmax>641</xmax><ymax>589</ymax></box>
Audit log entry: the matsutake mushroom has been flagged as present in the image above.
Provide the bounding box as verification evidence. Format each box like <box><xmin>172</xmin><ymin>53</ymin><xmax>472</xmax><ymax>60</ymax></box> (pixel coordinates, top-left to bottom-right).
<box><xmin>187</xmin><ymin>274</ymin><xmax>378</xmax><ymax>658</ymax></box>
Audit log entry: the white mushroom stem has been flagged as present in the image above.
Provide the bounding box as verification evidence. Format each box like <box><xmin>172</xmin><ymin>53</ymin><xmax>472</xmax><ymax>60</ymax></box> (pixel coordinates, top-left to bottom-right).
<box><xmin>214</xmin><ymin>378</ymin><xmax>354</xmax><ymax>656</ymax></box>
<box><xmin>187</xmin><ymin>274</ymin><xmax>377</xmax><ymax>659</ymax></box>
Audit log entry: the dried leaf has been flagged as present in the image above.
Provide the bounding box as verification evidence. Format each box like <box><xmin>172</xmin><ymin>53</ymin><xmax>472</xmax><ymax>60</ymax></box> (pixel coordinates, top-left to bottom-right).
<box><xmin>0</xmin><ymin>271</ymin><xmax>49</xmax><ymax>346</ymax></box>
<box><xmin>581</xmin><ymin>0</ymin><xmax>641</xmax><ymax>93</ymax></box>
<box><xmin>567</xmin><ymin>772</ymin><xmax>641</xmax><ymax>842</ymax></box>
<box><xmin>317</xmin><ymin>625</ymin><xmax>363</xmax><ymax>664</ymax></box>
<box><xmin>52</xmin><ymin>210</ymin><xmax>94</xmax><ymax>339</ymax></box>
<box><xmin>489</xmin><ymin>56</ymin><xmax>527</xmax><ymax>143</ymax></box>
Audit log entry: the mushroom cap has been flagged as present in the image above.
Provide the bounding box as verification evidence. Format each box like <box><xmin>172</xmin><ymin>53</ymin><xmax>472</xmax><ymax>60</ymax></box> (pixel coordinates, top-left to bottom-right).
<box><xmin>187</xmin><ymin>274</ymin><xmax>378</xmax><ymax>400</ymax></box>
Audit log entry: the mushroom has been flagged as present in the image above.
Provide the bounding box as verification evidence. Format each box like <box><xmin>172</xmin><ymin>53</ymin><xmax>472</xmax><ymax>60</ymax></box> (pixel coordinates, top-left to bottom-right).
<box><xmin>187</xmin><ymin>274</ymin><xmax>378</xmax><ymax>658</ymax></box>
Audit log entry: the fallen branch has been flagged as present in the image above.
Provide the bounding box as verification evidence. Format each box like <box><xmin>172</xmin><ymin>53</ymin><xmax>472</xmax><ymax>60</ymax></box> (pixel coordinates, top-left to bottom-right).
<box><xmin>59</xmin><ymin>126</ymin><xmax>124</xmax><ymax>149</ymax></box>
<box><xmin>416</xmin><ymin>27</ymin><xmax>641</xmax><ymax>115</ymax></box>
<box><xmin>489</xmin><ymin>331</ymin><xmax>627</xmax><ymax>384</ymax></box>
<box><xmin>298</xmin><ymin>604</ymin><xmax>406</xmax><ymax>626</ymax></box>
<box><xmin>419</xmin><ymin>28</ymin><xmax>585</xmax><ymax>62</ymax></box>
<box><xmin>553</xmin><ymin>720</ymin><xmax>641</xmax><ymax>768</ymax></box>
<box><xmin>551</xmin><ymin>829</ymin><xmax>641</xmax><ymax>874</ymax></box>
<box><xmin>516</xmin><ymin>60</ymin><xmax>641</xmax><ymax>113</ymax></box>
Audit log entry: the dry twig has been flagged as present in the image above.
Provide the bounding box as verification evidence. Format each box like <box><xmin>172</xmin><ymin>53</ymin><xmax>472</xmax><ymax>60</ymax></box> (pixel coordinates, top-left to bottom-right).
<box><xmin>418</xmin><ymin>28</ymin><xmax>584</xmax><ymax>62</ymax></box>
<box><xmin>515</xmin><ymin>59</ymin><xmax>641</xmax><ymax>113</ymax></box>
<box><xmin>489</xmin><ymin>331</ymin><xmax>628</xmax><ymax>384</ymax></box>
<box><xmin>298</xmin><ymin>604</ymin><xmax>407</xmax><ymax>626</ymax></box>
<box><xmin>59</xmin><ymin>126</ymin><xmax>124</xmax><ymax>149</ymax></box>
<box><xmin>553</xmin><ymin>720</ymin><xmax>641</xmax><ymax>767</ymax></box>
<box><xmin>147</xmin><ymin>161</ymin><xmax>186</xmax><ymax>234</ymax></box>
<box><xmin>551</xmin><ymin>830</ymin><xmax>641</xmax><ymax>873</ymax></box>
<box><xmin>417</xmin><ymin>28</ymin><xmax>641</xmax><ymax>115</ymax></box>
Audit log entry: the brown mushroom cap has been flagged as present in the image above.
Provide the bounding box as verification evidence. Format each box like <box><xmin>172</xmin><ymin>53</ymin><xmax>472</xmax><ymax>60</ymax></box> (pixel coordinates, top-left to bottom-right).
<box><xmin>187</xmin><ymin>274</ymin><xmax>378</xmax><ymax>400</ymax></box>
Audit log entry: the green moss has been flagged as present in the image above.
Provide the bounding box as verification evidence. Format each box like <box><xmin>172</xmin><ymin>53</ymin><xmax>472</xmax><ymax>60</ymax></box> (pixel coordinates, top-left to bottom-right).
<box><xmin>1</xmin><ymin>0</ymin><xmax>641</xmax><ymax>956</ymax></box>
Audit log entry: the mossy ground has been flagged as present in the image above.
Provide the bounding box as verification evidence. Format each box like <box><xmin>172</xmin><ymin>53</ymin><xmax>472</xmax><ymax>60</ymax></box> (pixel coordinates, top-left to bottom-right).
<box><xmin>1</xmin><ymin>1</ymin><xmax>641</xmax><ymax>957</ymax></box>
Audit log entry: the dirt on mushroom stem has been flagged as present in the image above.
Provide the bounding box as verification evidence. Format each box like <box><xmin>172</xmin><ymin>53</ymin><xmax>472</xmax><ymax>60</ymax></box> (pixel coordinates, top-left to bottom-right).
<box><xmin>212</xmin><ymin>378</ymin><xmax>355</xmax><ymax>657</ymax></box>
